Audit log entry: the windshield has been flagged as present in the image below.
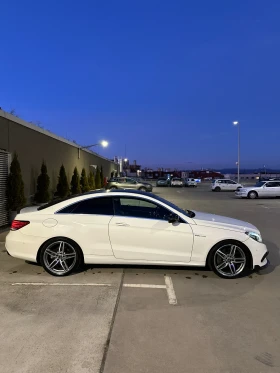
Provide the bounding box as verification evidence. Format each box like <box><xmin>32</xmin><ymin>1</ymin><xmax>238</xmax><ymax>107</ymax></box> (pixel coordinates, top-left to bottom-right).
<box><xmin>255</xmin><ymin>181</ymin><xmax>265</xmax><ymax>187</ymax></box>
<box><xmin>151</xmin><ymin>194</ymin><xmax>195</xmax><ymax>218</ymax></box>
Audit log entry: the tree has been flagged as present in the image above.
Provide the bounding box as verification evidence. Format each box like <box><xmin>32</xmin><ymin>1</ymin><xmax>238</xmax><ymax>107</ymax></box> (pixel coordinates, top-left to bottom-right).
<box><xmin>100</xmin><ymin>166</ymin><xmax>104</xmax><ymax>187</ymax></box>
<box><xmin>80</xmin><ymin>168</ymin><xmax>90</xmax><ymax>193</ymax></box>
<box><xmin>71</xmin><ymin>167</ymin><xmax>81</xmax><ymax>195</ymax></box>
<box><xmin>95</xmin><ymin>166</ymin><xmax>101</xmax><ymax>189</ymax></box>
<box><xmin>7</xmin><ymin>153</ymin><xmax>26</xmax><ymax>211</ymax></box>
<box><xmin>35</xmin><ymin>161</ymin><xmax>50</xmax><ymax>203</ymax></box>
<box><xmin>56</xmin><ymin>165</ymin><xmax>69</xmax><ymax>198</ymax></box>
<box><xmin>88</xmin><ymin>170</ymin><xmax>95</xmax><ymax>190</ymax></box>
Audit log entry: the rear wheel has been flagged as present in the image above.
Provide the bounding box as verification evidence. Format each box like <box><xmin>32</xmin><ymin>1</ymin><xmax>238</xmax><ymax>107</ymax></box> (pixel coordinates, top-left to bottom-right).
<box><xmin>248</xmin><ymin>191</ymin><xmax>258</xmax><ymax>199</ymax></box>
<box><xmin>209</xmin><ymin>241</ymin><xmax>250</xmax><ymax>279</ymax></box>
<box><xmin>110</xmin><ymin>186</ymin><xmax>117</xmax><ymax>190</ymax></box>
<box><xmin>40</xmin><ymin>238</ymin><xmax>82</xmax><ymax>276</ymax></box>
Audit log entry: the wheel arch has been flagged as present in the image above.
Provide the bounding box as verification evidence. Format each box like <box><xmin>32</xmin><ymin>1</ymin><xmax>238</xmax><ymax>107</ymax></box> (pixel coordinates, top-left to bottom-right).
<box><xmin>36</xmin><ymin>236</ymin><xmax>84</xmax><ymax>265</ymax></box>
<box><xmin>206</xmin><ymin>239</ymin><xmax>253</xmax><ymax>270</ymax></box>
<box><xmin>247</xmin><ymin>190</ymin><xmax>258</xmax><ymax>198</ymax></box>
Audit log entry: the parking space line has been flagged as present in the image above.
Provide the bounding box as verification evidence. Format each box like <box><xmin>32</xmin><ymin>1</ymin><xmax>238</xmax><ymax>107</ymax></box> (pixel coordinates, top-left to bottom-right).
<box><xmin>164</xmin><ymin>275</ymin><xmax>178</xmax><ymax>305</ymax></box>
<box><xmin>11</xmin><ymin>282</ymin><xmax>112</xmax><ymax>286</ymax></box>
<box><xmin>123</xmin><ymin>284</ymin><xmax>166</xmax><ymax>289</ymax></box>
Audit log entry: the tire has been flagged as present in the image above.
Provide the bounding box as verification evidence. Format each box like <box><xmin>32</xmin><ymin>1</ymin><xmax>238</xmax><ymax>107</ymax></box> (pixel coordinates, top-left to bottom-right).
<box><xmin>214</xmin><ymin>187</ymin><xmax>221</xmax><ymax>192</ymax></box>
<box><xmin>110</xmin><ymin>186</ymin><xmax>117</xmax><ymax>190</ymax></box>
<box><xmin>208</xmin><ymin>241</ymin><xmax>250</xmax><ymax>279</ymax></box>
<box><xmin>248</xmin><ymin>191</ymin><xmax>258</xmax><ymax>199</ymax></box>
<box><xmin>40</xmin><ymin>238</ymin><xmax>82</xmax><ymax>276</ymax></box>
<box><xmin>139</xmin><ymin>187</ymin><xmax>147</xmax><ymax>192</ymax></box>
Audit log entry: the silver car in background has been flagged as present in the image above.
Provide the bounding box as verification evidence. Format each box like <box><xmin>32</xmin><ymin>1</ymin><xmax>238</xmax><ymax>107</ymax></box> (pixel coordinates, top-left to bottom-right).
<box><xmin>235</xmin><ymin>180</ymin><xmax>280</xmax><ymax>199</ymax></box>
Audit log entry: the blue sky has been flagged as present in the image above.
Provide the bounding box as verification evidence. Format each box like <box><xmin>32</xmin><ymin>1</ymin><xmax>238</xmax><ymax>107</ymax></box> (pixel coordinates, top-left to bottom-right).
<box><xmin>1</xmin><ymin>0</ymin><xmax>280</xmax><ymax>169</ymax></box>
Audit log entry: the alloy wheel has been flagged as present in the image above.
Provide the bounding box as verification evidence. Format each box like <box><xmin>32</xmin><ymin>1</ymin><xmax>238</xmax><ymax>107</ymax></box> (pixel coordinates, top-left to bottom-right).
<box><xmin>213</xmin><ymin>244</ymin><xmax>246</xmax><ymax>278</ymax></box>
<box><xmin>43</xmin><ymin>240</ymin><xmax>77</xmax><ymax>275</ymax></box>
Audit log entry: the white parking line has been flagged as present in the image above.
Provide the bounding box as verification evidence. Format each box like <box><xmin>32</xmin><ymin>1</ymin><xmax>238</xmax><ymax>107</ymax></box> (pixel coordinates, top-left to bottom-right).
<box><xmin>123</xmin><ymin>284</ymin><xmax>166</xmax><ymax>289</ymax></box>
<box><xmin>164</xmin><ymin>275</ymin><xmax>178</xmax><ymax>305</ymax></box>
<box><xmin>123</xmin><ymin>275</ymin><xmax>178</xmax><ymax>305</ymax></box>
<box><xmin>11</xmin><ymin>282</ymin><xmax>112</xmax><ymax>286</ymax></box>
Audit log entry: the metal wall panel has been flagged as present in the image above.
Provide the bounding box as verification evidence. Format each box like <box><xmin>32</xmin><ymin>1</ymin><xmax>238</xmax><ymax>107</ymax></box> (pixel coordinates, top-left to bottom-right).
<box><xmin>0</xmin><ymin>150</ymin><xmax>9</xmax><ymax>227</ymax></box>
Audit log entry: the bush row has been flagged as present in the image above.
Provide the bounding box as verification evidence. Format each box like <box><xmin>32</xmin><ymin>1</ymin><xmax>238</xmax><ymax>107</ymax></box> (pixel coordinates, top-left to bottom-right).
<box><xmin>6</xmin><ymin>153</ymin><xmax>106</xmax><ymax>211</ymax></box>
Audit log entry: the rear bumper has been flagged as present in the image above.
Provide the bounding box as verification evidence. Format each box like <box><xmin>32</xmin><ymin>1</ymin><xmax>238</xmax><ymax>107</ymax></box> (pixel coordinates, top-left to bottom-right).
<box><xmin>5</xmin><ymin>231</ymin><xmax>44</xmax><ymax>262</ymax></box>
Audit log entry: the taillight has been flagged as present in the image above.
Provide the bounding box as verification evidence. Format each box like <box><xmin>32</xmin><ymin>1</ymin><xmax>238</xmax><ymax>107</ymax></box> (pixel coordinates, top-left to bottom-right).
<box><xmin>11</xmin><ymin>220</ymin><xmax>30</xmax><ymax>231</ymax></box>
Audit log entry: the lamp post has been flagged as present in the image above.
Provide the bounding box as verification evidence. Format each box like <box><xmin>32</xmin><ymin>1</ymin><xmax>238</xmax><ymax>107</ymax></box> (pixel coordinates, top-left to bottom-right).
<box><xmin>233</xmin><ymin>121</ymin><xmax>240</xmax><ymax>183</ymax></box>
<box><xmin>78</xmin><ymin>140</ymin><xmax>108</xmax><ymax>159</ymax></box>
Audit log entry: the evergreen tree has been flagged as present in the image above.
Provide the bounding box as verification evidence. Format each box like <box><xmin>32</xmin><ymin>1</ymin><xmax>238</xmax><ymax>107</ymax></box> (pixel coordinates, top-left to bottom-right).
<box><xmin>35</xmin><ymin>161</ymin><xmax>50</xmax><ymax>203</ymax></box>
<box><xmin>95</xmin><ymin>166</ymin><xmax>101</xmax><ymax>189</ymax></box>
<box><xmin>7</xmin><ymin>153</ymin><xmax>26</xmax><ymax>211</ymax></box>
<box><xmin>70</xmin><ymin>167</ymin><xmax>81</xmax><ymax>195</ymax></box>
<box><xmin>100</xmin><ymin>166</ymin><xmax>104</xmax><ymax>187</ymax></box>
<box><xmin>56</xmin><ymin>165</ymin><xmax>69</xmax><ymax>198</ymax></box>
<box><xmin>88</xmin><ymin>170</ymin><xmax>95</xmax><ymax>190</ymax></box>
<box><xmin>80</xmin><ymin>168</ymin><xmax>90</xmax><ymax>193</ymax></box>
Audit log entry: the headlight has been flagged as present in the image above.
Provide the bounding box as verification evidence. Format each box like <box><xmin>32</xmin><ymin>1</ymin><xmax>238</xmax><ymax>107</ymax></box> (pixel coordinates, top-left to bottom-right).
<box><xmin>246</xmin><ymin>231</ymin><xmax>262</xmax><ymax>243</ymax></box>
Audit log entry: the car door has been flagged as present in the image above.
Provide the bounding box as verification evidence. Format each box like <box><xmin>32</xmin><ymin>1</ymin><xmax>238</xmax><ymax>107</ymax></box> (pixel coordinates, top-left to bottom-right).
<box><xmin>56</xmin><ymin>196</ymin><xmax>114</xmax><ymax>257</ymax></box>
<box><xmin>109</xmin><ymin>196</ymin><xmax>194</xmax><ymax>263</ymax></box>
<box><xmin>124</xmin><ymin>178</ymin><xmax>138</xmax><ymax>189</ymax></box>
<box><xmin>264</xmin><ymin>181</ymin><xmax>279</xmax><ymax>197</ymax></box>
<box><xmin>228</xmin><ymin>180</ymin><xmax>238</xmax><ymax>191</ymax></box>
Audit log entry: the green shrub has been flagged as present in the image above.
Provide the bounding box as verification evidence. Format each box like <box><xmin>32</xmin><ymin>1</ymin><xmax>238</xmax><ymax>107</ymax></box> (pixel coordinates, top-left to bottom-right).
<box><xmin>56</xmin><ymin>165</ymin><xmax>69</xmax><ymax>198</ymax></box>
<box><xmin>71</xmin><ymin>167</ymin><xmax>81</xmax><ymax>195</ymax></box>
<box><xmin>35</xmin><ymin>161</ymin><xmax>50</xmax><ymax>203</ymax></box>
<box><xmin>95</xmin><ymin>166</ymin><xmax>101</xmax><ymax>189</ymax></box>
<box><xmin>88</xmin><ymin>170</ymin><xmax>95</xmax><ymax>190</ymax></box>
<box><xmin>80</xmin><ymin>168</ymin><xmax>90</xmax><ymax>193</ymax></box>
<box><xmin>7</xmin><ymin>153</ymin><xmax>26</xmax><ymax>211</ymax></box>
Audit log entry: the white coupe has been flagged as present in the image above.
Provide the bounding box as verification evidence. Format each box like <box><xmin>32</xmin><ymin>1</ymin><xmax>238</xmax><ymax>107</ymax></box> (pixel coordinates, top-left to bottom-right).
<box><xmin>6</xmin><ymin>190</ymin><xmax>268</xmax><ymax>279</ymax></box>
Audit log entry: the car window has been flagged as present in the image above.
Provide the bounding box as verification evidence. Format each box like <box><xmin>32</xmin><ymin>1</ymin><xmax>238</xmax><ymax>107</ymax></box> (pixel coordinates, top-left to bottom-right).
<box><xmin>126</xmin><ymin>178</ymin><xmax>137</xmax><ymax>184</ymax></box>
<box><xmin>113</xmin><ymin>197</ymin><xmax>171</xmax><ymax>221</ymax></box>
<box><xmin>265</xmin><ymin>182</ymin><xmax>277</xmax><ymax>188</ymax></box>
<box><xmin>57</xmin><ymin>197</ymin><xmax>114</xmax><ymax>215</ymax></box>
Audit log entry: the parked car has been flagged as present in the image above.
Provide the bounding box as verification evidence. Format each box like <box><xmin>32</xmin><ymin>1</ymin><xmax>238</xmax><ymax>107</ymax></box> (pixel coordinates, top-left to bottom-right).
<box><xmin>212</xmin><ymin>179</ymin><xmax>243</xmax><ymax>192</ymax></box>
<box><xmin>171</xmin><ymin>178</ymin><xmax>184</xmax><ymax>187</ymax></box>
<box><xmin>185</xmin><ymin>178</ymin><xmax>197</xmax><ymax>187</ymax></box>
<box><xmin>6</xmin><ymin>189</ymin><xmax>268</xmax><ymax>279</ymax></box>
<box><xmin>156</xmin><ymin>178</ymin><xmax>170</xmax><ymax>187</ymax></box>
<box><xmin>235</xmin><ymin>180</ymin><xmax>280</xmax><ymax>199</ymax></box>
<box><xmin>106</xmin><ymin>177</ymin><xmax>153</xmax><ymax>192</ymax></box>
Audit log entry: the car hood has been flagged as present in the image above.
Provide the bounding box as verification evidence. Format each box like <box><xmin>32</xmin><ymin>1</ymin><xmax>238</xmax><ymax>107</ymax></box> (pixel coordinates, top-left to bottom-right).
<box><xmin>192</xmin><ymin>211</ymin><xmax>259</xmax><ymax>233</ymax></box>
<box><xmin>141</xmin><ymin>182</ymin><xmax>152</xmax><ymax>186</ymax></box>
<box><xmin>237</xmin><ymin>186</ymin><xmax>258</xmax><ymax>192</ymax></box>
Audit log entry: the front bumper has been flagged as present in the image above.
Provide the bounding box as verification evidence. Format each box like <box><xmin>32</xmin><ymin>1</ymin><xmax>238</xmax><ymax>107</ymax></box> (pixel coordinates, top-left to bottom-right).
<box><xmin>245</xmin><ymin>238</ymin><xmax>269</xmax><ymax>269</ymax></box>
<box><xmin>235</xmin><ymin>191</ymin><xmax>247</xmax><ymax>198</ymax></box>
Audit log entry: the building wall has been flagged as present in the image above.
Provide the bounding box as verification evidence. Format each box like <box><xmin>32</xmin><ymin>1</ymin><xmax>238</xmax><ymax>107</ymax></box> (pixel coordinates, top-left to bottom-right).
<box><xmin>0</xmin><ymin>111</ymin><xmax>118</xmax><ymax>200</ymax></box>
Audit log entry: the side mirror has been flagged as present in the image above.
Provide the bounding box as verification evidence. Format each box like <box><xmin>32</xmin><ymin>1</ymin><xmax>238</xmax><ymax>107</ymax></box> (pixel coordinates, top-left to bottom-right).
<box><xmin>168</xmin><ymin>213</ymin><xmax>179</xmax><ymax>224</ymax></box>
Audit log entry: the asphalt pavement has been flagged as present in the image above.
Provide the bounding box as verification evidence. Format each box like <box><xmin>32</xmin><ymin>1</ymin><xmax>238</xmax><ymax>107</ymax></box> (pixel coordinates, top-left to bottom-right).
<box><xmin>0</xmin><ymin>183</ymin><xmax>279</xmax><ymax>373</ymax></box>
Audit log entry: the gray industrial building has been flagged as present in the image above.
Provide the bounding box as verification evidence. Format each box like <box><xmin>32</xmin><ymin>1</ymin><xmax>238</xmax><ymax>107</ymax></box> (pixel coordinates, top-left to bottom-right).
<box><xmin>0</xmin><ymin>110</ymin><xmax>118</xmax><ymax>227</ymax></box>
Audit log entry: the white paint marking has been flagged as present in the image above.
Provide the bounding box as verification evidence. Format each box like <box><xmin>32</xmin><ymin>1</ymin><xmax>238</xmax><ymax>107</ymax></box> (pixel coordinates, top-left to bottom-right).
<box><xmin>164</xmin><ymin>275</ymin><xmax>178</xmax><ymax>305</ymax></box>
<box><xmin>12</xmin><ymin>282</ymin><xmax>112</xmax><ymax>287</ymax></box>
<box><xmin>123</xmin><ymin>284</ymin><xmax>166</xmax><ymax>289</ymax></box>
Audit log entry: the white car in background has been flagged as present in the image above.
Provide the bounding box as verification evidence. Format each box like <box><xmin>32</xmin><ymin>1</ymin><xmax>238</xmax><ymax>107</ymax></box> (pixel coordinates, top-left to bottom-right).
<box><xmin>185</xmin><ymin>178</ymin><xmax>197</xmax><ymax>187</ymax></box>
<box><xmin>235</xmin><ymin>180</ymin><xmax>280</xmax><ymax>199</ymax></box>
<box><xmin>171</xmin><ymin>177</ymin><xmax>184</xmax><ymax>187</ymax></box>
<box><xmin>212</xmin><ymin>179</ymin><xmax>243</xmax><ymax>192</ymax></box>
<box><xmin>6</xmin><ymin>190</ymin><xmax>268</xmax><ymax>279</ymax></box>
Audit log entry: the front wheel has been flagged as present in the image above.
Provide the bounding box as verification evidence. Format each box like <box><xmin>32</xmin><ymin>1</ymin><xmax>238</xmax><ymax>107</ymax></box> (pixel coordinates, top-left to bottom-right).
<box><xmin>248</xmin><ymin>191</ymin><xmax>258</xmax><ymax>199</ymax></box>
<box><xmin>214</xmin><ymin>187</ymin><xmax>221</xmax><ymax>192</ymax></box>
<box><xmin>139</xmin><ymin>187</ymin><xmax>147</xmax><ymax>192</ymax></box>
<box><xmin>209</xmin><ymin>241</ymin><xmax>250</xmax><ymax>279</ymax></box>
<box><xmin>40</xmin><ymin>238</ymin><xmax>82</xmax><ymax>276</ymax></box>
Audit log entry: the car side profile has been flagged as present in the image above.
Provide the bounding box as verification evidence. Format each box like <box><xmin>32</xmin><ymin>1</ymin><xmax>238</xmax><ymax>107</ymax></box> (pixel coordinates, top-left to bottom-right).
<box><xmin>6</xmin><ymin>190</ymin><xmax>268</xmax><ymax>279</ymax></box>
<box><xmin>212</xmin><ymin>179</ymin><xmax>243</xmax><ymax>192</ymax></box>
<box><xmin>235</xmin><ymin>180</ymin><xmax>280</xmax><ymax>199</ymax></box>
<box><xmin>106</xmin><ymin>177</ymin><xmax>153</xmax><ymax>192</ymax></box>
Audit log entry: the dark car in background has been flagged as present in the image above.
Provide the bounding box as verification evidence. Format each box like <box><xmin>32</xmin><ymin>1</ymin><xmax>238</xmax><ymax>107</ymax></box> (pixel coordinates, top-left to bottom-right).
<box><xmin>106</xmin><ymin>177</ymin><xmax>153</xmax><ymax>192</ymax></box>
<box><xmin>156</xmin><ymin>177</ymin><xmax>170</xmax><ymax>187</ymax></box>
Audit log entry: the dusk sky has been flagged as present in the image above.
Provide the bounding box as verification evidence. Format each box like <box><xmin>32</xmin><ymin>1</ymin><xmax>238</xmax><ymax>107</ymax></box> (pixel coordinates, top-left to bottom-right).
<box><xmin>1</xmin><ymin>0</ymin><xmax>280</xmax><ymax>169</ymax></box>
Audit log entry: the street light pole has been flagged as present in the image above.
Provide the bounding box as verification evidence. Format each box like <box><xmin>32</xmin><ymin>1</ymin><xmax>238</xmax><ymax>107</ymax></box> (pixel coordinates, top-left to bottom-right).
<box><xmin>78</xmin><ymin>140</ymin><xmax>108</xmax><ymax>159</ymax></box>
<box><xmin>233</xmin><ymin>121</ymin><xmax>240</xmax><ymax>183</ymax></box>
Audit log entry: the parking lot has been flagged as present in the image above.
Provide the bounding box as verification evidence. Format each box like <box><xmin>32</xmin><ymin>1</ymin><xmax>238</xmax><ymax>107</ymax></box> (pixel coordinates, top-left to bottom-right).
<box><xmin>0</xmin><ymin>183</ymin><xmax>279</xmax><ymax>373</ymax></box>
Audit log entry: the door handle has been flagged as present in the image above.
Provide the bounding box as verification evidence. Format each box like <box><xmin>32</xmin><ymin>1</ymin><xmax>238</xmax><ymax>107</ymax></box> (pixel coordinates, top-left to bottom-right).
<box><xmin>116</xmin><ymin>222</ymin><xmax>130</xmax><ymax>227</ymax></box>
